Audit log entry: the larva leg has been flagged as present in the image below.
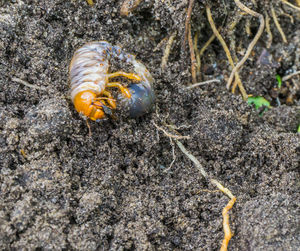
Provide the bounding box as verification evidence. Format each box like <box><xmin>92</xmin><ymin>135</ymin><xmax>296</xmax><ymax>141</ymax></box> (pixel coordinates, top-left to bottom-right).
<box><xmin>102</xmin><ymin>90</ymin><xmax>117</xmax><ymax>109</ymax></box>
<box><xmin>93</xmin><ymin>96</ymin><xmax>116</xmax><ymax>109</ymax></box>
<box><xmin>106</xmin><ymin>82</ymin><xmax>131</xmax><ymax>98</ymax></box>
<box><xmin>107</xmin><ymin>71</ymin><xmax>141</xmax><ymax>81</ymax></box>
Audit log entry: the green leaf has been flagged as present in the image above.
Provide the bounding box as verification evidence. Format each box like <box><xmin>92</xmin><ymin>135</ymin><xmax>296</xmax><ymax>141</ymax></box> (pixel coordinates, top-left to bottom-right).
<box><xmin>247</xmin><ymin>96</ymin><xmax>270</xmax><ymax>110</ymax></box>
<box><xmin>297</xmin><ymin>124</ymin><xmax>300</xmax><ymax>133</ymax></box>
<box><xmin>276</xmin><ymin>74</ymin><xmax>282</xmax><ymax>88</ymax></box>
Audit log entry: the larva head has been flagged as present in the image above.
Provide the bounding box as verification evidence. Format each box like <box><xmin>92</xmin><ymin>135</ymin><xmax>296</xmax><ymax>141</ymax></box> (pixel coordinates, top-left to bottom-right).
<box><xmin>73</xmin><ymin>91</ymin><xmax>106</xmax><ymax>120</ymax></box>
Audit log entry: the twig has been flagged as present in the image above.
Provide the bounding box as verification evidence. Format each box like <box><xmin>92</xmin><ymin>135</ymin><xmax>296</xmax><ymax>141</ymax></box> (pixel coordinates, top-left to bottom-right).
<box><xmin>12</xmin><ymin>77</ymin><xmax>47</xmax><ymax>91</ymax></box>
<box><xmin>282</xmin><ymin>70</ymin><xmax>300</xmax><ymax>81</ymax></box>
<box><xmin>188</xmin><ymin>23</ymin><xmax>197</xmax><ymax>83</ymax></box>
<box><xmin>227</xmin><ymin>0</ymin><xmax>265</xmax><ymax>92</ymax></box>
<box><xmin>271</xmin><ymin>6</ymin><xmax>287</xmax><ymax>43</ymax></box>
<box><xmin>206</xmin><ymin>5</ymin><xmax>248</xmax><ymax>100</ymax></box>
<box><xmin>161</xmin><ymin>31</ymin><xmax>177</xmax><ymax>70</ymax></box>
<box><xmin>185</xmin><ymin>79</ymin><xmax>221</xmax><ymax>89</ymax></box>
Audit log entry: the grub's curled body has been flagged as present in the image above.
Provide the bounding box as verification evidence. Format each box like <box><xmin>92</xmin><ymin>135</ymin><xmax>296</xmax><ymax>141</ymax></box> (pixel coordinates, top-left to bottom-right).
<box><xmin>69</xmin><ymin>41</ymin><xmax>155</xmax><ymax>120</ymax></box>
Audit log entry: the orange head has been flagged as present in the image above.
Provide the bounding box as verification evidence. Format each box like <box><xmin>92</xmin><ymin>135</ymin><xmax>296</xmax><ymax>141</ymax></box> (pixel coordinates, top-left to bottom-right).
<box><xmin>73</xmin><ymin>91</ymin><xmax>107</xmax><ymax>121</ymax></box>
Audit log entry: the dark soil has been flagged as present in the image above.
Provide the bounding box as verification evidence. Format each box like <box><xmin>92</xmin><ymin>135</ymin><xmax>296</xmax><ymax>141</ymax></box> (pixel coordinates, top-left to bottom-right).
<box><xmin>0</xmin><ymin>0</ymin><xmax>299</xmax><ymax>250</ymax></box>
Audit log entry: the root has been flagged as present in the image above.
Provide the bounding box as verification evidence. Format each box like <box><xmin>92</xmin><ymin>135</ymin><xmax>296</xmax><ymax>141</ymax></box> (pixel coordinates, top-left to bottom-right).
<box><xmin>271</xmin><ymin>6</ymin><xmax>288</xmax><ymax>43</ymax></box>
<box><xmin>220</xmin><ymin>197</ymin><xmax>237</xmax><ymax>251</ymax></box>
<box><xmin>196</xmin><ymin>34</ymin><xmax>216</xmax><ymax>79</ymax></box>
<box><xmin>194</xmin><ymin>31</ymin><xmax>200</xmax><ymax>77</ymax></box>
<box><xmin>188</xmin><ymin>23</ymin><xmax>197</xmax><ymax>83</ymax></box>
<box><xmin>280</xmin><ymin>0</ymin><xmax>300</xmax><ymax>11</ymax></box>
<box><xmin>185</xmin><ymin>79</ymin><xmax>221</xmax><ymax>89</ymax></box>
<box><xmin>183</xmin><ymin>0</ymin><xmax>195</xmax><ymax>46</ymax></box>
<box><xmin>155</xmin><ymin>122</ymin><xmax>236</xmax><ymax>251</ymax></box>
<box><xmin>161</xmin><ymin>31</ymin><xmax>177</xmax><ymax>70</ymax></box>
<box><xmin>282</xmin><ymin>70</ymin><xmax>300</xmax><ymax>81</ymax></box>
<box><xmin>153</xmin><ymin>122</ymin><xmax>190</xmax><ymax>140</ymax></box>
<box><xmin>206</xmin><ymin>5</ymin><xmax>248</xmax><ymax>100</ymax></box>
<box><xmin>227</xmin><ymin>0</ymin><xmax>265</xmax><ymax>92</ymax></box>
<box><xmin>12</xmin><ymin>77</ymin><xmax>47</xmax><ymax>91</ymax></box>
<box><xmin>265</xmin><ymin>13</ymin><xmax>273</xmax><ymax>48</ymax></box>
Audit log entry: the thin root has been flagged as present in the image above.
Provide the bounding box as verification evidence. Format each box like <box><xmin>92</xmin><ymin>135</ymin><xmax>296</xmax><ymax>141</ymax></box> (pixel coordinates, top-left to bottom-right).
<box><xmin>186</xmin><ymin>79</ymin><xmax>221</xmax><ymax>89</ymax></box>
<box><xmin>271</xmin><ymin>6</ymin><xmax>288</xmax><ymax>44</ymax></box>
<box><xmin>206</xmin><ymin>5</ymin><xmax>247</xmax><ymax>100</ymax></box>
<box><xmin>195</xmin><ymin>33</ymin><xmax>216</xmax><ymax>79</ymax></box>
<box><xmin>161</xmin><ymin>31</ymin><xmax>177</xmax><ymax>70</ymax></box>
<box><xmin>188</xmin><ymin>23</ymin><xmax>197</xmax><ymax>83</ymax></box>
<box><xmin>227</xmin><ymin>0</ymin><xmax>265</xmax><ymax>92</ymax></box>
<box><xmin>280</xmin><ymin>0</ymin><xmax>300</xmax><ymax>11</ymax></box>
<box><xmin>86</xmin><ymin>119</ymin><xmax>92</xmax><ymax>137</ymax></box>
<box><xmin>155</xmin><ymin>122</ymin><xmax>236</xmax><ymax>251</ymax></box>
<box><xmin>12</xmin><ymin>77</ymin><xmax>47</xmax><ymax>91</ymax></box>
<box><xmin>183</xmin><ymin>0</ymin><xmax>195</xmax><ymax>46</ymax></box>
<box><xmin>153</xmin><ymin>122</ymin><xmax>190</xmax><ymax>140</ymax></box>
<box><xmin>265</xmin><ymin>13</ymin><xmax>273</xmax><ymax>48</ymax></box>
<box><xmin>220</xmin><ymin>197</ymin><xmax>237</xmax><ymax>251</ymax></box>
<box><xmin>282</xmin><ymin>70</ymin><xmax>300</xmax><ymax>81</ymax></box>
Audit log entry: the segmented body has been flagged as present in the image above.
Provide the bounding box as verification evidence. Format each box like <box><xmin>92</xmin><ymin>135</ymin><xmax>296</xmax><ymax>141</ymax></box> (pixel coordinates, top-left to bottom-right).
<box><xmin>69</xmin><ymin>41</ymin><xmax>155</xmax><ymax>120</ymax></box>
